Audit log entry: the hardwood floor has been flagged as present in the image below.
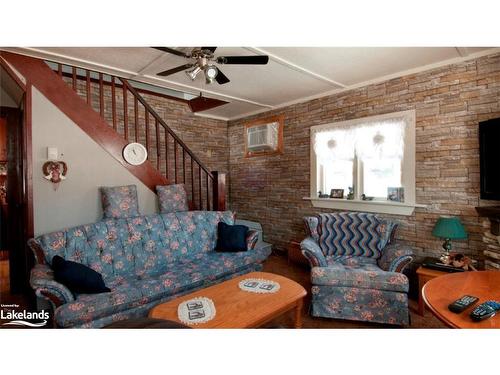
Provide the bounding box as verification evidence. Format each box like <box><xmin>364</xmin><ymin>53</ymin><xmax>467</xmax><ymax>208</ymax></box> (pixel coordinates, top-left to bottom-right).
<box><xmin>262</xmin><ymin>253</ymin><xmax>446</xmax><ymax>328</ymax></box>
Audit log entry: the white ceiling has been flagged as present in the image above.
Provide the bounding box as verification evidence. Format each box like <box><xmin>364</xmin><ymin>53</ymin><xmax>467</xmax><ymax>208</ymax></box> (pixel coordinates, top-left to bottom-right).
<box><xmin>1</xmin><ymin>47</ymin><xmax>497</xmax><ymax>120</ymax></box>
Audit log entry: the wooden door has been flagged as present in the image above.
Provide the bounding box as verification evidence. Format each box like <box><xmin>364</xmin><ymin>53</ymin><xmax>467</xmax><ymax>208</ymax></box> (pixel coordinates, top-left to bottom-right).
<box><xmin>1</xmin><ymin>106</ymin><xmax>30</xmax><ymax>293</ymax></box>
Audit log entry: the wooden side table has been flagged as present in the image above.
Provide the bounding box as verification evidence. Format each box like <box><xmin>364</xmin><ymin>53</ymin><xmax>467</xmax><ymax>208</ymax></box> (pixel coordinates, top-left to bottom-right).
<box><xmin>287</xmin><ymin>241</ymin><xmax>309</xmax><ymax>267</ymax></box>
<box><xmin>416</xmin><ymin>266</ymin><xmax>447</xmax><ymax>316</ymax></box>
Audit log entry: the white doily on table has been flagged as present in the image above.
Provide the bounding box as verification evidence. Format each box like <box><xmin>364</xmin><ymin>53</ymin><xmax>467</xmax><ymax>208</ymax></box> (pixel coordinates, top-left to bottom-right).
<box><xmin>177</xmin><ymin>297</ymin><xmax>216</xmax><ymax>325</ymax></box>
<box><xmin>238</xmin><ymin>278</ymin><xmax>281</xmax><ymax>294</ymax></box>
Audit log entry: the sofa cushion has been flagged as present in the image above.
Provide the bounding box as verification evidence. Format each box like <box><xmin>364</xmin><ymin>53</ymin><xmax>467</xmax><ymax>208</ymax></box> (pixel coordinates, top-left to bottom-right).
<box><xmin>156</xmin><ymin>184</ymin><xmax>189</xmax><ymax>213</ymax></box>
<box><xmin>311</xmin><ymin>256</ymin><xmax>409</xmax><ymax>293</ymax></box>
<box><xmin>54</xmin><ymin>245</ymin><xmax>271</xmax><ymax>328</ymax></box>
<box><xmin>215</xmin><ymin>222</ymin><xmax>249</xmax><ymax>252</ymax></box>
<box><xmin>100</xmin><ymin>185</ymin><xmax>139</xmax><ymax>219</ymax></box>
<box><xmin>316</xmin><ymin>212</ymin><xmax>387</xmax><ymax>258</ymax></box>
<box><xmin>52</xmin><ymin>255</ymin><xmax>110</xmax><ymax>295</ymax></box>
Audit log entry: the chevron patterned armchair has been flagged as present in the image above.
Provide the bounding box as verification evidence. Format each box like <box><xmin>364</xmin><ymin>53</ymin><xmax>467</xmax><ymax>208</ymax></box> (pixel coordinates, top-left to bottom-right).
<box><xmin>301</xmin><ymin>212</ymin><xmax>414</xmax><ymax>326</ymax></box>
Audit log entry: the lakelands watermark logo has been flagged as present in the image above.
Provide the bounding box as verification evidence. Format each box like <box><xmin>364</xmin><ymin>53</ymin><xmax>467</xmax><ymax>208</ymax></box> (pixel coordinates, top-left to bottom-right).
<box><xmin>1</xmin><ymin>304</ymin><xmax>49</xmax><ymax>327</ymax></box>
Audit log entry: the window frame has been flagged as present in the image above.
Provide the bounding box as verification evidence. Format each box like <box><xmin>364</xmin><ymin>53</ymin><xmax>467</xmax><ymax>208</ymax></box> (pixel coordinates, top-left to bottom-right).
<box><xmin>308</xmin><ymin>110</ymin><xmax>421</xmax><ymax>215</ymax></box>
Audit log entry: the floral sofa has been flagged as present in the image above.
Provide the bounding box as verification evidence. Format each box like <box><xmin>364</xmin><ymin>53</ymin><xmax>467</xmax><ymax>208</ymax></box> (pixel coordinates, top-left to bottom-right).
<box><xmin>28</xmin><ymin>211</ymin><xmax>270</xmax><ymax>328</ymax></box>
<box><xmin>301</xmin><ymin>212</ymin><xmax>414</xmax><ymax>326</ymax></box>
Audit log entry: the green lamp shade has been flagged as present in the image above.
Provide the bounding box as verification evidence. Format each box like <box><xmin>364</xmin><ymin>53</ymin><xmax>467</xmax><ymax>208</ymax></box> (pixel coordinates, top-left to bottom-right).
<box><xmin>432</xmin><ymin>217</ymin><xmax>468</xmax><ymax>240</ymax></box>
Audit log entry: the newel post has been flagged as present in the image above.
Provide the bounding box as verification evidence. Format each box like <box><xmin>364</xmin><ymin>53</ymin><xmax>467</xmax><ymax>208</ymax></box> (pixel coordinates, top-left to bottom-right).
<box><xmin>211</xmin><ymin>171</ymin><xmax>226</xmax><ymax>211</ymax></box>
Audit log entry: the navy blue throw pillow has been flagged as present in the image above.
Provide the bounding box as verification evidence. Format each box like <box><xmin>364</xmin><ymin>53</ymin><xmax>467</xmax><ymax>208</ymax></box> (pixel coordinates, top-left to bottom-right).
<box><xmin>215</xmin><ymin>222</ymin><xmax>249</xmax><ymax>252</ymax></box>
<box><xmin>52</xmin><ymin>255</ymin><xmax>111</xmax><ymax>295</ymax></box>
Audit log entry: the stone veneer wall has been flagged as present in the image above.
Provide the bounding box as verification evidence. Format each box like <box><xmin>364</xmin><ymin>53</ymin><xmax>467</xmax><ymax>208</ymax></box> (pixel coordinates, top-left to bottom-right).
<box><xmin>228</xmin><ymin>53</ymin><xmax>500</xmax><ymax>261</ymax></box>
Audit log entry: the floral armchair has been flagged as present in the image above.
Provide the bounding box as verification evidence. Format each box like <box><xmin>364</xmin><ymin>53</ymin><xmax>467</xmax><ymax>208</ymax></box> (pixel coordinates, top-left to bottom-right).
<box><xmin>301</xmin><ymin>212</ymin><xmax>413</xmax><ymax>326</ymax></box>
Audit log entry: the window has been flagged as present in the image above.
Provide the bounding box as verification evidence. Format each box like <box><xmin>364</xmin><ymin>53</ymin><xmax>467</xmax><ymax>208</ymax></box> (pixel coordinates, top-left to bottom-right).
<box><xmin>309</xmin><ymin>110</ymin><xmax>417</xmax><ymax>215</ymax></box>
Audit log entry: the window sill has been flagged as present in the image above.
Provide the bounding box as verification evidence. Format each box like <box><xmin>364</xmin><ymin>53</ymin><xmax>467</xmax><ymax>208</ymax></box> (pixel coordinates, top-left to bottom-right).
<box><xmin>303</xmin><ymin>197</ymin><xmax>426</xmax><ymax>216</ymax></box>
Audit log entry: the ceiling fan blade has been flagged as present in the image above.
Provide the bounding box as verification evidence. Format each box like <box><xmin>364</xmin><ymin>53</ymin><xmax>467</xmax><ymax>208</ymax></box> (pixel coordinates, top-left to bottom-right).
<box><xmin>188</xmin><ymin>95</ymin><xmax>228</xmax><ymax>112</ymax></box>
<box><xmin>152</xmin><ymin>47</ymin><xmax>190</xmax><ymax>58</ymax></box>
<box><xmin>215</xmin><ymin>69</ymin><xmax>230</xmax><ymax>85</ymax></box>
<box><xmin>216</xmin><ymin>55</ymin><xmax>269</xmax><ymax>65</ymax></box>
<box><xmin>201</xmin><ymin>47</ymin><xmax>217</xmax><ymax>53</ymax></box>
<box><xmin>157</xmin><ymin>64</ymin><xmax>194</xmax><ymax>77</ymax></box>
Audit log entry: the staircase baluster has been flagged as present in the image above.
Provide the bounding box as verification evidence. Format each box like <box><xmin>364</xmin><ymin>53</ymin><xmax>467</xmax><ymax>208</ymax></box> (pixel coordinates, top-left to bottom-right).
<box><xmin>134</xmin><ymin>97</ymin><xmax>139</xmax><ymax>142</ymax></box>
<box><xmin>111</xmin><ymin>77</ymin><xmax>117</xmax><ymax>130</ymax></box>
<box><xmin>86</xmin><ymin>70</ymin><xmax>91</xmax><ymax>105</ymax></box>
<box><xmin>145</xmin><ymin>110</ymin><xmax>150</xmax><ymax>154</ymax></box>
<box><xmin>57</xmin><ymin>63</ymin><xmax>62</xmax><ymax>77</ymax></box>
<box><xmin>206</xmin><ymin>171</ymin><xmax>210</xmax><ymax>211</ymax></box>
<box><xmin>123</xmin><ymin>86</ymin><xmax>128</xmax><ymax>140</ymax></box>
<box><xmin>182</xmin><ymin>149</ymin><xmax>186</xmax><ymax>184</ymax></box>
<box><xmin>72</xmin><ymin>67</ymin><xmax>76</xmax><ymax>91</ymax></box>
<box><xmin>198</xmin><ymin>164</ymin><xmax>202</xmax><ymax>210</ymax></box>
<box><xmin>165</xmin><ymin>129</ymin><xmax>169</xmax><ymax>180</ymax></box>
<box><xmin>174</xmin><ymin>141</ymin><xmax>178</xmax><ymax>184</ymax></box>
<box><xmin>99</xmin><ymin>73</ymin><xmax>104</xmax><ymax>118</ymax></box>
<box><xmin>191</xmin><ymin>157</ymin><xmax>194</xmax><ymax>207</ymax></box>
<box><xmin>155</xmin><ymin>119</ymin><xmax>160</xmax><ymax>170</ymax></box>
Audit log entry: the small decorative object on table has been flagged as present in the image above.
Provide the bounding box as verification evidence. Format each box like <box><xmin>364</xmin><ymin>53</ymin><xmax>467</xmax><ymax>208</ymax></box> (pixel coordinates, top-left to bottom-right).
<box><xmin>330</xmin><ymin>189</ymin><xmax>344</xmax><ymax>199</ymax></box>
<box><xmin>432</xmin><ymin>216</ymin><xmax>468</xmax><ymax>264</ymax></box>
<box><xmin>387</xmin><ymin>187</ymin><xmax>404</xmax><ymax>202</ymax></box>
<box><xmin>177</xmin><ymin>297</ymin><xmax>216</xmax><ymax>325</ymax></box>
<box><xmin>238</xmin><ymin>278</ymin><xmax>280</xmax><ymax>294</ymax></box>
<box><xmin>346</xmin><ymin>186</ymin><xmax>354</xmax><ymax>200</ymax></box>
<box><xmin>441</xmin><ymin>252</ymin><xmax>477</xmax><ymax>271</ymax></box>
<box><xmin>318</xmin><ymin>191</ymin><xmax>330</xmax><ymax>198</ymax></box>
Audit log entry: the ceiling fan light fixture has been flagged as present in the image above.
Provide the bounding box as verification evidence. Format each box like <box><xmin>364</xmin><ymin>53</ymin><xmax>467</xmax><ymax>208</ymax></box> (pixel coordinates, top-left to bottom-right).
<box><xmin>204</xmin><ymin>65</ymin><xmax>218</xmax><ymax>84</ymax></box>
<box><xmin>185</xmin><ymin>66</ymin><xmax>202</xmax><ymax>81</ymax></box>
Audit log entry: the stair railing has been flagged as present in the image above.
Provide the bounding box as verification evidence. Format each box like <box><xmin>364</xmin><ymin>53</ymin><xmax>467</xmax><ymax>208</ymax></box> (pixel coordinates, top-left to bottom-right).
<box><xmin>49</xmin><ymin>61</ymin><xmax>226</xmax><ymax>211</ymax></box>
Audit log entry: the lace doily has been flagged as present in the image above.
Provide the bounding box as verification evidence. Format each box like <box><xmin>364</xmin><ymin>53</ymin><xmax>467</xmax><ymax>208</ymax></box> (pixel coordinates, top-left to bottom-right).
<box><xmin>238</xmin><ymin>278</ymin><xmax>280</xmax><ymax>294</ymax></box>
<box><xmin>177</xmin><ymin>297</ymin><xmax>216</xmax><ymax>325</ymax></box>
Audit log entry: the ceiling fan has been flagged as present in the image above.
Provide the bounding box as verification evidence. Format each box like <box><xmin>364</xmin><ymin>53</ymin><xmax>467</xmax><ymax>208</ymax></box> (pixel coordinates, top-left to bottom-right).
<box><xmin>152</xmin><ymin>47</ymin><xmax>269</xmax><ymax>85</ymax></box>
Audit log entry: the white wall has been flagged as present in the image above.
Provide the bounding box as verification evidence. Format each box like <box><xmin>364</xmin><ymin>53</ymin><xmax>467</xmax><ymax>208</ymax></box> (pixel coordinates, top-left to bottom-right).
<box><xmin>32</xmin><ymin>87</ymin><xmax>158</xmax><ymax>235</ymax></box>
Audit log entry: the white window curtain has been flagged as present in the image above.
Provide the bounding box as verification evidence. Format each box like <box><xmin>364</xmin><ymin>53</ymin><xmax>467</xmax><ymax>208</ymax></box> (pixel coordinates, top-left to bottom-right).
<box><xmin>313</xmin><ymin>116</ymin><xmax>406</xmax><ymax>164</ymax></box>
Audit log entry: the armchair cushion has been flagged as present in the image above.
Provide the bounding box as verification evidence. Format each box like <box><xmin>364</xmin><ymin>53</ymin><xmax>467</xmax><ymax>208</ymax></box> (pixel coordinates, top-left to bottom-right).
<box><xmin>311</xmin><ymin>257</ymin><xmax>409</xmax><ymax>293</ymax></box>
<box><xmin>377</xmin><ymin>243</ymin><xmax>414</xmax><ymax>273</ymax></box>
<box><xmin>316</xmin><ymin>212</ymin><xmax>387</xmax><ymax>258</ymax></box>
<box><xmin>30</xmin><ymin>264</ymin><xmax>75</xmax><ymax>305</ymax></box>
<box><xmin>300</xmin><ymin>237</ymin><xmax>328</xmax><ymax>267</ymax></box>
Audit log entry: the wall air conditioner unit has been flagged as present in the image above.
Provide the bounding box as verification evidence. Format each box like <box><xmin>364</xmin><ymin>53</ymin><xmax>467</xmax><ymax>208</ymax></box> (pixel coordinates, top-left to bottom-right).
<box><xmin>247</xmin><ymin>122</ymin><xmax>279</xmax><ymax>152</ymax></box>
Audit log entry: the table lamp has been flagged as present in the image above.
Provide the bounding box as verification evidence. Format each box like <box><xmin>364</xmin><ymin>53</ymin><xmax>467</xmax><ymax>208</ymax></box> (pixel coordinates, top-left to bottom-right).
<box><xmin>432</xmin><ymin>216</ymin><xmax>468</xmax><ymax>263</ymax></box>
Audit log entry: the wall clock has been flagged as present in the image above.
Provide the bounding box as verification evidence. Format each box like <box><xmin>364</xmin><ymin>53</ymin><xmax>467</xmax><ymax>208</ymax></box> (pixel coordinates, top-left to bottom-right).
<box><xmin>123</xmin><ymin>142</ymin><xmax>148</xmax><ymax>165</ymax></box>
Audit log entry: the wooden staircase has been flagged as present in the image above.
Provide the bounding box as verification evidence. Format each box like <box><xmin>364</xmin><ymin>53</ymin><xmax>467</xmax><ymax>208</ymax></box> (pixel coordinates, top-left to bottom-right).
<box><xmin>0</xmin><ymin>51</ymin><xmax>225</xmax><ymax>211</ymax></box>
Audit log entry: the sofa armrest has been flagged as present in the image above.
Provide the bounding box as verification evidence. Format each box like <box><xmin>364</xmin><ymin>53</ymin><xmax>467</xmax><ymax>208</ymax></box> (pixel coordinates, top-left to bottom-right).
<box><xmin>246</xmin><ymin>230</ymin><xmax>259</xmax><ymax>250</ymax></box>
<box><xmin>30</xmin><ymin>264</ymin><xmax>74</xmax><ymax>308</ymax></box>
<box><xmin>378</xmin><ymin>243</ymin><xmax>414</xmax><ymax>273</ymax></box>
<box><xmin>300</xmin><ymin>237</ymin><xmax>328</xmax><ymax>267</ymax></box>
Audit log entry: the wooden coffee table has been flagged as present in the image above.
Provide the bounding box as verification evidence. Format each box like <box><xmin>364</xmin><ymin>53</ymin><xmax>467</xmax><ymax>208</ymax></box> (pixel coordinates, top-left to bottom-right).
<box><xmin>422</xmin><ymin>270</ymin><xmax>500</xmax><ymax>328</ymax></box>
<box><xmin>149</xmin><ymin>272</ymin><xmax>307</xmax><ymax>328</ymax></box>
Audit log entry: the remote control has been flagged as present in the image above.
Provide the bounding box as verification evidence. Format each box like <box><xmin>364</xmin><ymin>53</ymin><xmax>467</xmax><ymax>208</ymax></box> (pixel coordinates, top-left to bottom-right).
<box><xmin>448</xmin><ymin>295</ymin><xmax>479</xmax><ymax>313</ymax></box>
<box><xmin>470</xmin><ymin>301</ymin><xmax>498</xmax><ymax>321</ymax></box>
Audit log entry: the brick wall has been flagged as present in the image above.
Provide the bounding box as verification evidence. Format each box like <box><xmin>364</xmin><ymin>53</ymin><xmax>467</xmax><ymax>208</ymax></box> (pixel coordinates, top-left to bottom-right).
<box><xmin>228</xmin><ymin>53</ymin><xmax>500</xmax><ymax>261</ymax></box>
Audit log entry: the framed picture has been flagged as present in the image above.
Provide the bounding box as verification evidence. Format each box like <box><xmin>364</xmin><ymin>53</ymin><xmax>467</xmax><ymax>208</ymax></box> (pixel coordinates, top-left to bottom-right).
<box><xmin>387</xmin><ymin>187</ymin><xmax>405</xmax><ymax>202</ymax></box>
<box><xmin>330</xmin><ymin>189</ymin><xmax>344</xmax><ymax>199</ymax></box>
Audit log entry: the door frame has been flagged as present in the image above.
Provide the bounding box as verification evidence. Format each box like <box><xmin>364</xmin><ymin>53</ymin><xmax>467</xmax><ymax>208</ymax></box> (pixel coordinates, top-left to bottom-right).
<box><xmin>1</xmin><ymin>56</ymin><xmax>34</xmax><ymax>294</ymax></box>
